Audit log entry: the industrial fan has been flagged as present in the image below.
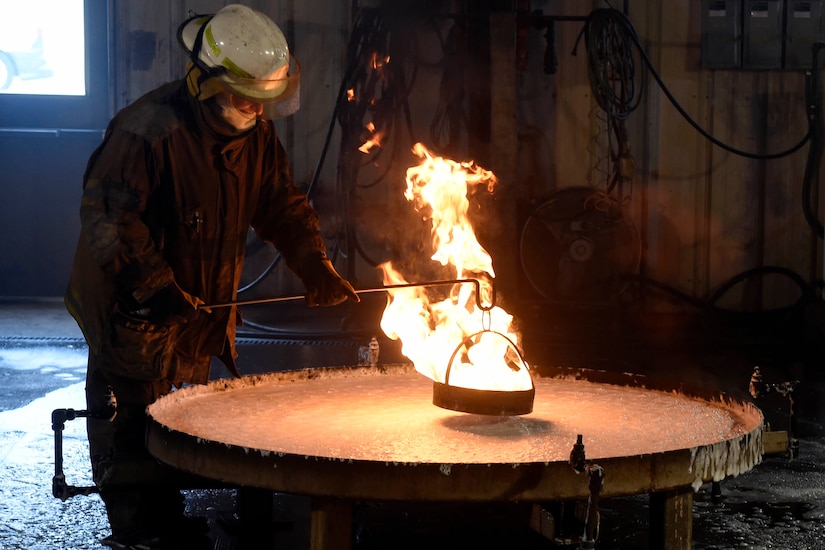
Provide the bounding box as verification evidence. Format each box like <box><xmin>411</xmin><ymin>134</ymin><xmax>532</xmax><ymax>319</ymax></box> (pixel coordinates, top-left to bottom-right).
<box><xmin>519</xmin><ymin>186</ymin><xmax>641</xmax><ymax>303</ymax></box>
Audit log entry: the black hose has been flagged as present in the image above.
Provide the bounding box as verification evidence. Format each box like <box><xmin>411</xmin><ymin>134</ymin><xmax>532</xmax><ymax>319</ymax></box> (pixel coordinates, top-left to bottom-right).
<box><xmin>578</xmin><ymin>8</ymin><xmax>811</xmax><ymax>160</ymax></box>
<box><xmin>239</xmin><ymin>9</ymin><xmax>384</xmax><ymax>296</ymax></box>
<box><xmin>706</xmin><ymin>265</ymin><xmax>814</xmax><ymax>308</ymax></box>
<box><xmin>581</xmin><ymin>8</ymin><xmax>645</xmax><ymax>121</ymax></box>
<box><xmin>626</xmin><ymin>265</ymin><xmax>815</xmax><ymax>312</ymax></box>
<box><xmin>802</xmin><ymin>43</ymin><xmax>825</xmax><ymax>238</ymax></box>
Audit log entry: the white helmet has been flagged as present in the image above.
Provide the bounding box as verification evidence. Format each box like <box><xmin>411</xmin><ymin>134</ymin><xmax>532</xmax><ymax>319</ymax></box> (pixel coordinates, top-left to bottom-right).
<box><xmin>178</xmin><ymin>4</ymin><xmax>300</xmax><ymax>113</ymax></box>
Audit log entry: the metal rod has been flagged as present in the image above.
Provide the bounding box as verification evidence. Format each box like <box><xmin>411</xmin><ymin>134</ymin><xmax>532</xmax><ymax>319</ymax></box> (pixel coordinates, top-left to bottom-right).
<box><xmin>202</xmin><ymin>278</ymin><xmax>494</xmax><ymax>311</ymax></box>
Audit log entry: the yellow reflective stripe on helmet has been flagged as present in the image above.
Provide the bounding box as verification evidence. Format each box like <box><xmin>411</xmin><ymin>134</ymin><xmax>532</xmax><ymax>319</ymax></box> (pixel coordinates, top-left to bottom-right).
<box><xmin>204</xmin><ymin>22</ymin><xmax>255</xmax><ymax>79</ymax></box>
<box><xmin>204</xmin><ymin>25</ymin><xmax>221</xmax><ymax>58</ymax></box>
<box><xmin>221</xmin><ymin>57</ymin><xmax>255</xmax><ymax>79</ymax></box>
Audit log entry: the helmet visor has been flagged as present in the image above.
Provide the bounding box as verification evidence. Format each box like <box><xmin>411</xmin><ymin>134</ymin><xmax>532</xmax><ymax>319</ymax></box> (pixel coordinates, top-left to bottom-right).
<box><xmin>216</xmin><ymin>55</ymin><xmax>301</xmax><ymax>105</ymax></box>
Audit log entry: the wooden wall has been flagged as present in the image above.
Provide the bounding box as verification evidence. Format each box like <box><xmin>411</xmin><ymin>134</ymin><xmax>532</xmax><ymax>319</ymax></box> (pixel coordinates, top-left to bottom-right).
<box><xmin>630</xmin><ymin>0</ymin><xmax>820</xmax><ymax>312</ymax></box>
<box><xmin>512</xmin><ymin>0</ymin><xmax>822</xmax><ymax>313</ymax></box>
<box><xmin>105</xmin><ymin>0</ymin><xmax>823</xmax><ymax>313</ymax></box>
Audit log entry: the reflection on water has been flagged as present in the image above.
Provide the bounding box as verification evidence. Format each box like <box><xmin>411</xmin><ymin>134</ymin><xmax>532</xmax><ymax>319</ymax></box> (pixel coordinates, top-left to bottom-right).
<box><xmin>441</xmin><ymin>414</ymin><xmax>554</xmax><ymax>439</ymax></box>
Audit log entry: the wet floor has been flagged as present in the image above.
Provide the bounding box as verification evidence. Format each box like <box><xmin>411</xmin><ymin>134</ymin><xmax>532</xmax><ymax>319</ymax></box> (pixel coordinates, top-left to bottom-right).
<box><xmin>0</xmin><ymin>300</ymin><xmax>824</xmax><ymax>549</ymax></box>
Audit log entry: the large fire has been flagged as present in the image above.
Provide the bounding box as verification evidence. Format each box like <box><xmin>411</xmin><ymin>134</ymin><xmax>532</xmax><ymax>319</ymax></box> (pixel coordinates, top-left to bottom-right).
<box><xmin>379</xmin><ymin>143</ymin><xmax>531</xmax><ymax>392</ymax></box>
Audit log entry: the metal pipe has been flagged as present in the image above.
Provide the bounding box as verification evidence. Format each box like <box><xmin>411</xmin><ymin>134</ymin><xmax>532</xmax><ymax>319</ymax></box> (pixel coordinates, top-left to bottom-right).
<box><xmin>202</xmin><ymin>278</ymin><xmax>495</xmax><ymax>311</ymax></box>
<box><xmin>51</xmin><ymin>387</ymin><xmax>116</xmax><ymax>501</ymax></box>
<box><xmin>748</xmin><ymin>366</ymin><xmax>800</xmax><ymax>461</ymax></box>
<box><xmin>569</xmin><ymin>435</ymin><xmax>604</xmax><ymax>550</ymax></box>
<box><xmin>0</xmin><ymin>128</ymin><xmax>105</xmax><ymax>137</ymax></box>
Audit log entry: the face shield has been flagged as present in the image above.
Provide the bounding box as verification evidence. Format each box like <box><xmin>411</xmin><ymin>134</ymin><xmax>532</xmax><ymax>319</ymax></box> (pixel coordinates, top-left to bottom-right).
<box><xmin>217</xmin><ymin>55</ymin><xmax>301</xmax><ymax>120</ymax></box>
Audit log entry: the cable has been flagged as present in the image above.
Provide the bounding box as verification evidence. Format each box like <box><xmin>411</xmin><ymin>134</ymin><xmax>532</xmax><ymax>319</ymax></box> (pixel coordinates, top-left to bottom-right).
<box><xmin>237</xmin><ymin>252</ymin><xmax>282</xmax><ymax>294</ymax></box>
<box><xmin>577</xmin><ymin>8</ymin><xmax>810</xmax><ymax>160</ymax></box>
<box><xmin>238</xmin><ymin>8</ymin><xmax>387</xmax><ymax>297</ymax></box>
<box><xmin>430</xmin><ymin>16</ymin><xmax>469</xmax><ymax>154</ymax></box>
<box><xmin>802</xmin><ymin>43</ymin><xmax>825</xmax><ymax>237</ymax></box>
<box><xmin>706</xmin><ymin>265</ymin><xmax>814</xmax><ymax>308</ymax></box>
<box><xmin>625</xmin><ymin>264</ymin><xmax>817</xmax><ymax>313</ymax></box>
<box><xmin>580</xmin><ymin>8</ymin><xmax>645</xmax><ymax>121</ymax></box>
<box><xmin>334</xmin><ymin>8</ymin><xmax>424</xmax><ymax>277</ymax></box>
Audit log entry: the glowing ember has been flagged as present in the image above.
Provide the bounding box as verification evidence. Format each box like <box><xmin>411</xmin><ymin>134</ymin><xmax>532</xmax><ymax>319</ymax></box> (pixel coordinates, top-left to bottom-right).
<box><xmin>379</xmin><ymin>143</ymin><xmax>531</xmax><ymax>392</ymax></box>
<box><xmin>359</xmin><ymin>122</ymin><xmax>383</xmax><ymax>153</ymax></box>
<box><xmin>370</xmin><ymin>52</ymin><xmax>390</xmax><ymax>69</ymax></box>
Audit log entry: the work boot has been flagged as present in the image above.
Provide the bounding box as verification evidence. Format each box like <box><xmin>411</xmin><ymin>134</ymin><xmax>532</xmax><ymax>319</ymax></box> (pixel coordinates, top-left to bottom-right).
<box><xmin>101</xmin><ymin>534</ymin><xmax>158</xmax><ymax>549</ymax></box>
<box><xmin>157</xmin><ymin>516</ymin><xmax>213</xmax><ymax>549</ymax></box>
<box><xmin>101</xmin><ymin>526</ymin><xmax>213</xmax><ymax>550</ymax></box>
<box><xmin>100</xmin><ymin>487</ymin><xmax>212</xmax><ymax>549</ymax></box>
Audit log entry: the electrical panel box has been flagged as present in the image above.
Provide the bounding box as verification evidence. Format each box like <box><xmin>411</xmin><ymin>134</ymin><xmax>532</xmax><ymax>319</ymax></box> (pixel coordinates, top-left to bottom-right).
<box><xmin>785</xmin><ymin>1</ymin><xmax>825</xmax><ymax>69</ymax></box>
<box><xmin>702</xmin><ymin>0</ymin><xmax>742</xmax><ymax>68</ymax></box>
<box><xmin>700</xmin><ymin>0</ymin><xmax>825</xmax><ymax>70</ymax></box>
<box><xmin>743</xmin><ymin>0</ymin><xmax>784</xmax><ymax>69</ymax></box>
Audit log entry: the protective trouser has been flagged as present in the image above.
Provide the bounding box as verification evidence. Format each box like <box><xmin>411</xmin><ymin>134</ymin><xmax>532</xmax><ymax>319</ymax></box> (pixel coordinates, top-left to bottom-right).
<box><xmin>85</xmin><ymin>350</ymin><xmax>194</xmax><ymax>540</ymax></box>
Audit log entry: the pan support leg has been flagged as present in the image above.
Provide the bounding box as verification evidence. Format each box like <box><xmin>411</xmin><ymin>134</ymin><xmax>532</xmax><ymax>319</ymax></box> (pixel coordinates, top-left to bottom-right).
<box><xmin>237</xmin><ymin>487</ymin><xmax>276</xmax><ymax>548</ymax></box>
<box><xmin>311</xmin><ymin>497</ymin><xmax>354</xmax><ymax>550</ymax></box>
<box><xmin>649</xmin><ymin>487</ymin><xmax>693</xmax><ymax>549</ymax></box>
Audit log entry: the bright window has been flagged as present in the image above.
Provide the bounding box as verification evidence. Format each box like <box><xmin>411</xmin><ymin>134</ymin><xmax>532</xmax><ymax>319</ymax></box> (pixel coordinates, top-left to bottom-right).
<box><xmin>0</xmin><ymin>0</ymin><xmax>86</xmax><ymax>96</ymax></box>
<box><xmin>0</xmin><ymin>0</ymin><xmax>109</xmax><ymax>130</ymax></box>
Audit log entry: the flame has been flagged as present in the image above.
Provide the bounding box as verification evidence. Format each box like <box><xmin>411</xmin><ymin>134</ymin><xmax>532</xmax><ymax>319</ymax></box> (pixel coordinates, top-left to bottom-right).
<box><xmin>359</xmin><ymin>122</ymin><xmax>383</xmax><ymax>153</ymax></box>
<box><xmin>370</xmin><ymin>52</ymin><xmax>390</xmax><ymax>70</ymax></box>
<box><xmin>379</xmin><ymin>143</ymin><xmax>530</xmax><ymax>392</ymax></box>
<box><xmin>347</xmin><ymin>88</ymin><xmax>356</xmax><ymax>102</ymax></box>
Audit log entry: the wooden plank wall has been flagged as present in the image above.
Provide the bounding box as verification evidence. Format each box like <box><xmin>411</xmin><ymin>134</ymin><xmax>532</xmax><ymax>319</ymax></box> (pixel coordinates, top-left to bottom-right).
<box><xmin>110</xmin><ymin>0</ymin><xmax>823</xmax><ymax>312</ymax></box>
<box><xmin>525</xmin><ymin>0</ymin><xmax>822</xmax><ymax>312</ymax></box>
<box><xmin>635</xmin><ymin>0</ymin><xmax>820</xmax><ymax>311</ymax></box>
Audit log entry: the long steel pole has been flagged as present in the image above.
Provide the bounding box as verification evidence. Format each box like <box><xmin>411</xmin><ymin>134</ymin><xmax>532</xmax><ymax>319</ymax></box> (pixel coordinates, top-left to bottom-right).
<box><xmin>201</xmin><ymin>278</ymin><xmax>493</xmax><ymax>310</ymax></box>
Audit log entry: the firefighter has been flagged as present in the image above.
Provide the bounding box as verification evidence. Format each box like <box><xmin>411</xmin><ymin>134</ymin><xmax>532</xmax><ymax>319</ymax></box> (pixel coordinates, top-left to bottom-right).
<box><xmin>64</xmin><ymin>5</ymin><xmax>358</xmax><ymax>548</ymax></box>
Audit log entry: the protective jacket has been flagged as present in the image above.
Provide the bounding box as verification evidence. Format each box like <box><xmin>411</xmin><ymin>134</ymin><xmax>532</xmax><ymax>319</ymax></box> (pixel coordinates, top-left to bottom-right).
<box><xmin>65</xmin><ymin>80</ymin><xmax>326</xmax><ymax>384</ymax></box>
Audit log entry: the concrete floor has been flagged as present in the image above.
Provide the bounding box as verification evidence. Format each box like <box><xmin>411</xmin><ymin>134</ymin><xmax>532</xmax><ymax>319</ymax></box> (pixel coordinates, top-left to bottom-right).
<box><xmin>0</xmin><ymin>297</ymin><xmax>824</xmax><ymax>549</ymax></box>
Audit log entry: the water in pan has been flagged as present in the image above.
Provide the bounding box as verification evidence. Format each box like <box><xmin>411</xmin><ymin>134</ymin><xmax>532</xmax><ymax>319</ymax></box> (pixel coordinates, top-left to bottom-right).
<box><xmin>150</xmin><ymin>372</ymin><xmax>760</xmax><ymax>465</ymax></box>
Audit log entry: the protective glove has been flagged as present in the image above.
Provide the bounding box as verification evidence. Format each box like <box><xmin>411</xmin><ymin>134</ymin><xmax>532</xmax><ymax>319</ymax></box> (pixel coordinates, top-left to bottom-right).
<box><xmin>301</xmin><ymin>258</ymin><xmax>360</xmax><ymax>307</ymax></box>
<box><xmin>141</xmin><ymin>282</ymin><xmax>204</xmax><ymax>325</ymax></box>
